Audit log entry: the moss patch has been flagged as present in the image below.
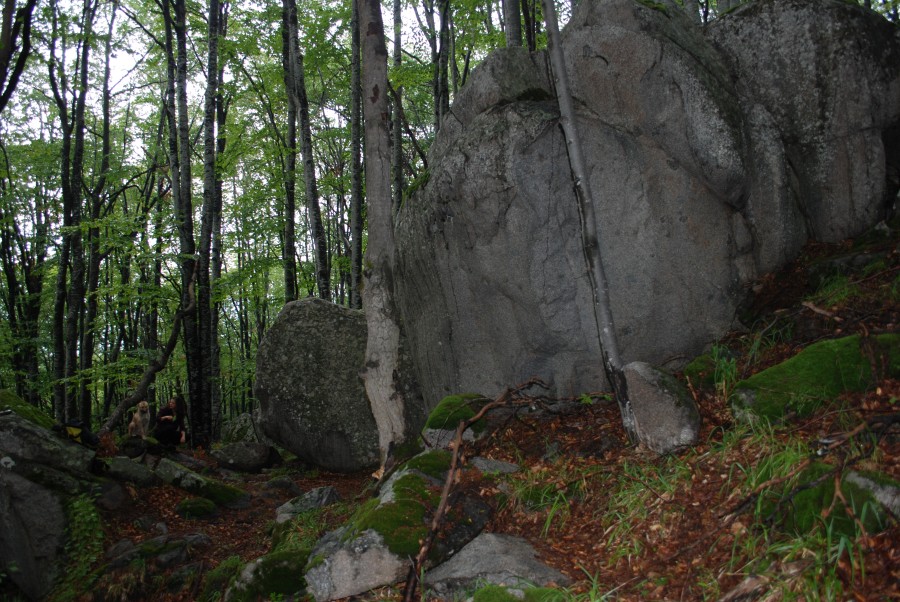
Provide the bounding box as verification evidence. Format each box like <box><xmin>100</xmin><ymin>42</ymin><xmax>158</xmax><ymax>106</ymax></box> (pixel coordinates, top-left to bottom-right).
<box><xmin>404</xmin><ymin>450</ymin><xmax>452</xmax><ymax>480</ymax></box>
<box><xmin>472</xmin><ymin>584</ymin><xmax>560</xmax><ymax>602</ymax></box>
<box><xmin>732</xmin><ymin>334</ymin><xmax>900</xmax><ymax>420</ymax></box>
<box><xmin>349</xmin><ymin>472</ymin><xmax>439</xmax><ymax>557</ymax></box>
<box><xmin>200</xmin><ymin>555</ymin><xmax>243</xmax><ymax>601</ymax></box>
<box><xmin>682</xmin><ymin>354</ymin><xmax>716</xmax><ymax>390</ymax></box>
<box><xmin>225</xmin><ymin>550</ymin><xmax>309</xmax><ymax>602</ymax></box>
<box><xmin>425</xmin><ymin>393</ymin><xmax>489</xmax><ymax>433</ymax></box>
<box><xmin>0</xmin><ymin>389</ymin><xmax>55</xmax><ymax>429</ymax></box>
<box><xmin>176</xmin><ymin>497</ymin><xmax>217</xmax><ymax>519</ymax></box>
<box><xmin>771</xmin><ymin>463</ymin><xmax>890</xmax><ymax>539</ymax></box>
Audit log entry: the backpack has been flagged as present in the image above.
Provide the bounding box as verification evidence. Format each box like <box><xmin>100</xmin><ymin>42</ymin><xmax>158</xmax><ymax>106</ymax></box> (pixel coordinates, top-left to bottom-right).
<box><xmin>53</xmin><ymin>419</ymin><xmax>100</xmax><ymax>449</ymax></box>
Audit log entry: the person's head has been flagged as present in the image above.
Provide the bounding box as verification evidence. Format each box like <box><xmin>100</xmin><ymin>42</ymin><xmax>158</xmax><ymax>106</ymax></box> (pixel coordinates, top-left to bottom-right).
<box><xmin>167</xmin><ymin>398</ymin><xmax>176</xmax><ymax>409</ymax></box>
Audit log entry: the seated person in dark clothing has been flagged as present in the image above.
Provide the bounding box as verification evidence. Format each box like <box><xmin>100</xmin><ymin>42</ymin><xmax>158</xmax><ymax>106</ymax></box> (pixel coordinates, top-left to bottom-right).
<box><xmin>154</xmin><ymin>397</ymin><xmax>183</xmax><ymax>445</ymax></box>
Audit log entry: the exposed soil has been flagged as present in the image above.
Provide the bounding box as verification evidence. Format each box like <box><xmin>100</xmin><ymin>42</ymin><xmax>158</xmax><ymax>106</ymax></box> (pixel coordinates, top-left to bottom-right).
<box><xmin>77</xmin><ymin>232</ymin><xmax>900</xmax><ymax>601</ymax></box>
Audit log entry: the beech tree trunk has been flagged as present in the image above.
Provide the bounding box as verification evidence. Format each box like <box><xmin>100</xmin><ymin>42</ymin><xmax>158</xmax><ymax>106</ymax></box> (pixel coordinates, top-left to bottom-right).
<box><xmin>503</xmin><ymin>0</ymin><xmax>522</xmax><ymax>47</ymax></box>
<box><xmin>350</xmin><ymin>0</ymin><xmax>364</xmax><ymax>309</ymax></box>
<box><xmin>360</xmin><ymin>0</ymin><xmax>408</xmax><ymax>460</ymax></box>
<box><xmin>541</xmin><ymin>0</ymin><xmax>637</xmax><ymax>442</ymax></box>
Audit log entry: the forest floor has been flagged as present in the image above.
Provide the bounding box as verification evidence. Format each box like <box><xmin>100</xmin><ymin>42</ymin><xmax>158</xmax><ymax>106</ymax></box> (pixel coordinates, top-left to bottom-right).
<box><xmin>93</xmin><ymin>229</ymin><xmax>899</xmax><ymax>601</ymax></box>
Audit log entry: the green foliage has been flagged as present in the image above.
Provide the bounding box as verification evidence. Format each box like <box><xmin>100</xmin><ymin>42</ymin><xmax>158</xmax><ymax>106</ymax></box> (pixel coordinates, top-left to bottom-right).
<box><xmin>0</xmin><ymin>389</ymin><xmax>55</xmax><ymax>429</ymax></box>
<box><xmin>712</xmin><ymin>345</ymin><xmax>738</xmax><ymax>400</ymax></box>
<box><xmin>732</xmin><ymin>334</ymin><xmax>900</xmax><ymax>420</ymax></box>
<box><xmin>425</xmin><ymin>393</ymin><xmax>489</xmax><ymax>432</ymax></box>
<box><xmin>48</xmin><ymin>494</ymin><xmax>104</xmax><ymax>602</ymax></box>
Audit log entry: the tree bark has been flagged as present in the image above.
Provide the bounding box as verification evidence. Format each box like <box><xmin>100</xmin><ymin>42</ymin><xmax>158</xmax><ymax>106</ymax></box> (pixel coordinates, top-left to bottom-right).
<box><xmin>350</xmin><ymin>0</ymin><xmax>364</xmax><ymax>309</ymax></box>
<box><xmin>281</xmin><ymin>0</ymin><xmax>299</xmax><ymax>303</ymax></box>
<box><xmin>360</xmin><ymin>0</ymin><xmax>408</xmax><ymax>460</ymax></box>
<box><xmin>0</xmin><ymin>0</ymin><xmax>38</xmax><ymax>115</ymax></box>
<box><xmin>541</xmin><ymin>0</ymin><xmax>636</xmax><ymax>442</ymax></box>
<box><xmin>503</xmin><ymin>0</ymin><xmax>522</xmax><ymax>47</ymax></box>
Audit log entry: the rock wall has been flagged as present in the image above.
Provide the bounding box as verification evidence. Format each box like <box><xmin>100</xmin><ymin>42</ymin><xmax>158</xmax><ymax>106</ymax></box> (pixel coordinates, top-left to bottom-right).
<box><xmin>394</xmin><ymin>0</ymin><xmax>900</xmax><ymax>407</ymax></box>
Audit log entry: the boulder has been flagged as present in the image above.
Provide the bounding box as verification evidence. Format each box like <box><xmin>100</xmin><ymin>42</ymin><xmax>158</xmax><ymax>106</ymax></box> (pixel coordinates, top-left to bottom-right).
<box><xmin>305</xmin><ymin>527</ymin><xmax>406</xmax><ymax>601</ymax></box>
<box><xmin>0</xmin><ymin>411</ymin><xmax>102</xmax><ymax>601</ymax></box>
<box><xmin>393</xmin><ymin>0</ymin><xmax>900</xmax><ymax>408</ymax></box>
<box><xmin>254</xmin><ymin>298</ymin><xmax>380</xmax><ymax>472</ymax></box>
<box><xmin>708</xmin><ymin>0</ymin><xmax>900</xmax><ymax>257</ymax></box>
<box><xmin>211</xmin><ymin>442</ymin><xmax>282</xmax><ymax>474</ymax></box>
<box><xmin>624</xmin><ymin>362</ymin><xmax>702</xmax><ymax>454</ymax></box>
<box><xmin>220</xmin><ymin>412</ymin><xmax>264</xmax><ymax>444</ymax></box>
<box><xmin>275</xmin><ymin>486</ymin><xmax>341</xmax><ymax>524</ymax></box>
<box><xmin>423</xmin><ymin>533</ymin><xmax>570</xmax><ymax>599</ymax></box>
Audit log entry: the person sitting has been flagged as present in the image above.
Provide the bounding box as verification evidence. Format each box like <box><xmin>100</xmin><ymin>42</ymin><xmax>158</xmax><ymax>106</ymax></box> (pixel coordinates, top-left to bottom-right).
<box><xmin>154</xmin><ymin>397</ymin><xmax>182</xmax><ymax>446</ymax></box>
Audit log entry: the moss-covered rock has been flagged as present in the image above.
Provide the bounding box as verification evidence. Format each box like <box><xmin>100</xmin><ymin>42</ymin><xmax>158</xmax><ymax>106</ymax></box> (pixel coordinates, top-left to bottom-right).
<box><xmin>732</xmin><ymin>334</ymin><xmax>900</xmax><ymax>421</ymax></box>
<box><xmin>176</xmin><ymin>497</ymin><xmax>218</xmax><ymax>519</ymax></box>
<box><xmin>424</xmin><ymin>393</ymin><xmax>489</xmax><ymax>433</ymax></box>
<box><xmin>0</xmin><ymin>389</ymin><xmax>55</xmax><ymax>430</ymax></box>
<box><xmin>153</xmin><ymin>458</ymin><xmax>247</xmax><ymax>507</ymax></box>
<box><xmin>224</xmin><ymin>549</ymin><xmax>309</xmax><ymax>602</ymax></box>
<box><xmin>200</xmin><ymin>555</ymin><xmax>243</xmax><ymax>601</ymax></box>
<box><xmin>349</xmin><ymin>471</ymin><xmax>439</xmax><ymax>557</ymax></box>
<box><xmin>404</xmin><ymin>449</ymin><xmax>452</xmax><ymax>480</ymax></box>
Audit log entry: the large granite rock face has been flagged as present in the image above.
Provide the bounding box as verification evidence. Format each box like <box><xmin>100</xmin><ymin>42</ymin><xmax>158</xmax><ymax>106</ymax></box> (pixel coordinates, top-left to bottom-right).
<box><xmin>394</xmin><ymin>0</ymin><xmax>900</xmax><ymax>408</ymax></box>
<box><xmin>0</xmin><ymin>411</ymin><xmax>98</xmax><ymax>601</ymax></box>
<box><xmin>709</xmin><ymin>0</ymin><xmax>900</xmax><ymax>257</ymax></box>
<box><xmin>254</xmin><ymin>298</ymin><xmax>380</xmax><ymax>472</ymax></box>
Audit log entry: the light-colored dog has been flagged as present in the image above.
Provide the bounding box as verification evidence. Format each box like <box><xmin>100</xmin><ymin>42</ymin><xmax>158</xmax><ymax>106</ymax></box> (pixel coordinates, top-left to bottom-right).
<box><xmin>128</xmin><ymin>401</ymin><xmax>151</xmax><ymax>439</ymax></box>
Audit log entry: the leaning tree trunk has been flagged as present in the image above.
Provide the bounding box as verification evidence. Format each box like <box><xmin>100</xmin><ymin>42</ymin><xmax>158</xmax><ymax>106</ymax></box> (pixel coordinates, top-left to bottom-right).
<box><xmin>541</xmin><ymin>0</ymin><xmax>636</xmax><ymax>442</ymax></box>
<box><xmin>360</xmin><ymin>0</ymin><xmax>409</xmax><ymax>461</ymax></box>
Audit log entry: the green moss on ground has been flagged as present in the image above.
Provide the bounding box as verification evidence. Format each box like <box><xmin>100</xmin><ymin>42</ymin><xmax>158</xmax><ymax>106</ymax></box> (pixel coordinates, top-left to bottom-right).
<box><xmin>176</xmin><ymin>497</ymin><xmax>217</xmax><ymax>519</ymax></box>
<box><xmin>732</xmin><ymin>334</ymin><xmax>900</xmax><ymax>420</ymax></box>
<box><xmin>472</xmin><ymin>584</ymin><xmax>561</xmax><ymax>602</ymax></box>
<box><xmin>0</xmin><ymin>389</ymin><xmax>55</xmax><ymax>429</ymax></box>
<box><xmin>424</xmin><ymin>393</ymin><xmax>489</xmax><ymax>433</ymax></box>
<box><xmin>682</xmin><ymin>354</ymin><xmax>716</xmax><ymax>390</ymax></box>
<box><xmin>775</xmin><ymin>463</ymin><xmax>890</xmax><ymax>539</ymax></box>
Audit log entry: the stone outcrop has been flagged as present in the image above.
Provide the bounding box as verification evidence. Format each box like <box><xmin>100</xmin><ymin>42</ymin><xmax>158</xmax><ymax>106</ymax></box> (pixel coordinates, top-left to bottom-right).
<box><xmin>0</xmin><ymin>411</ymin><xmax>99</xmax><ymax>601</ymax></box>
<box><xmin>254</xmin><ymin>298</ymin><xmax>380</xmax><ymax>472</ymax></box>
<box><xmin>393</xmin><ymin>0</ymin><xmax>900</xmax><ymax>408</ymax></box>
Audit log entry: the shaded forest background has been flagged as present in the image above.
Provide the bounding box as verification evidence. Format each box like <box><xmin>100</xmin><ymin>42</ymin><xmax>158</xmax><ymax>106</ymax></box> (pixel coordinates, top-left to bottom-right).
<box><xmin>0</xmin><ymin>0</ymin><xmax>897</xmax><ymax>445</ymax></box>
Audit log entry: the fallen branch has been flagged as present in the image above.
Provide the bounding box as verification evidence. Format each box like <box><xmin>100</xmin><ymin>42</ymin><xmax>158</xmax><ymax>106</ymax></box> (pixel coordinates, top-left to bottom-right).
<box><xmin>401</xmin><ymin>378</ymin><xmax>547</xmax><ymax>602</ymax></box>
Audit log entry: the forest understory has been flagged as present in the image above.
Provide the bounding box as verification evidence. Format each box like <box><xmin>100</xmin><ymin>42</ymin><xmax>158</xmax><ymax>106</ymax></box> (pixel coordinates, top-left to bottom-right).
<box><xmin>70</xmin><ymin>228</ymin><xmax>900</xmax><ymax>601</ymax></box>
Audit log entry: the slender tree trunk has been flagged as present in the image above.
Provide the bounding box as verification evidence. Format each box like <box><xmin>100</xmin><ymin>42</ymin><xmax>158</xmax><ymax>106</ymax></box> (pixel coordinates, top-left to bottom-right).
<box><xmin>0</xmin><ymin>0</ymin><xmax>38</xmax><ymax>115</ymax></box>
<box><xmin>79</xmin><ymin>1</ymin><xmax>117</xmax><ymax>424</ymax></box>
<box><xmin>391</xmin><ymin>0</ymin><xmax>403</xmax><ymax>216</ymax></box>
<box><xmin>503</xmin><ymin>0</ymin><xmax>522</xmax><ymax>47</ymax></box>
<box><xmin>436</xmin><ymin>0</ymin><xmax>451</xmax><ymax>129</ymax></box>
<box><xmin>162</xmin><ymin>0</ymin><xmax>202</xmax><ymax>442</ymax></box>
<box><xmin>210</xmin><ymin>4</ymin><xmax>228</xmax><ymax>440</ymax></box>
<box><xmin>283</xmin><ymin>0</ymin><xmax>330</xmax><ymax>300</ymax></box>
<box><xmin>360</xmin><ymin>0</ymin><xmax>409</xmax><ymax>460</ymax></box>
<box><xmin>281</xmin><ymin>0</ymin><xmax>298</xmax><ymax>303</ymax></box>
<box><xmin>350</xmin><ymin>0</ymin><xmax>364</xmax><ymax>310</ymax></box>
<box><xmin>541</xmin><ymin>0</ymin><xmax>636</xmax><ymax>442</ymax></box>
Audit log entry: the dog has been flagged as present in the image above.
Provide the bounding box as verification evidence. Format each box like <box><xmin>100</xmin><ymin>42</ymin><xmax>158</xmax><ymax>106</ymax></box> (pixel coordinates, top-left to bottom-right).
<box><xmin>127</xmin><ymin>401</ymin><xmax>151</xmax><ymax>439</ymax></box>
